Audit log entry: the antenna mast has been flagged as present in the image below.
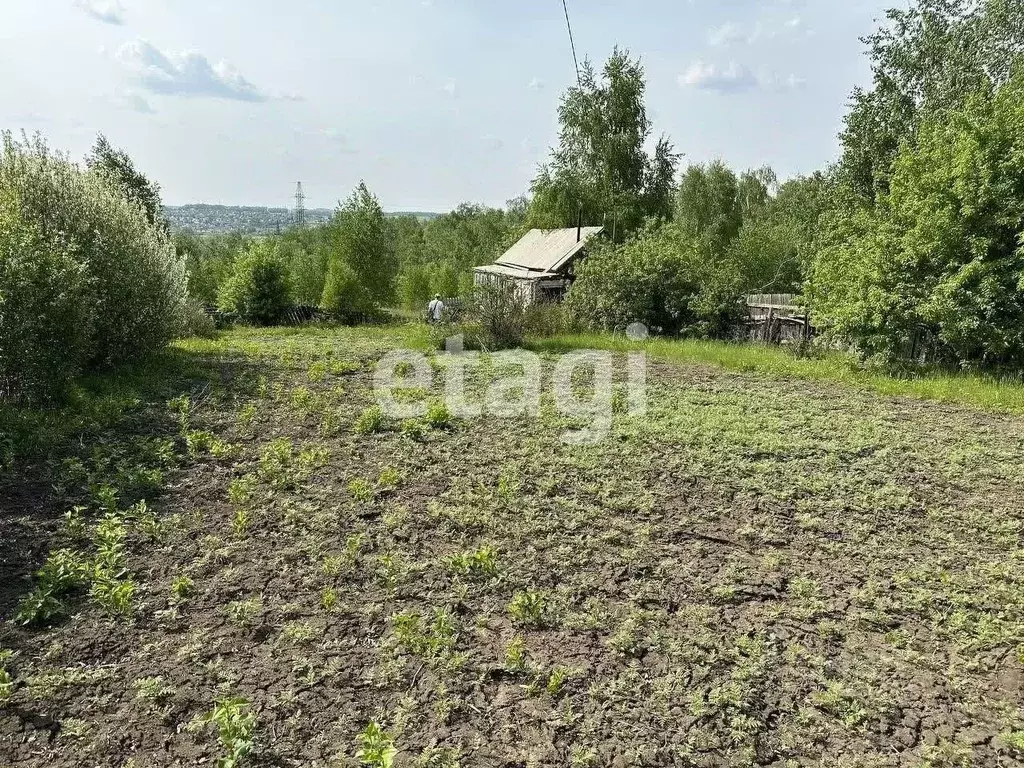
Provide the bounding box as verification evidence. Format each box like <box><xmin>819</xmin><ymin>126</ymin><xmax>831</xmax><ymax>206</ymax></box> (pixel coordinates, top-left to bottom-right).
<box><xmin>294</xmin><ymin>181</ymin><xmax>306</xmax><ymax>227</ymax></box>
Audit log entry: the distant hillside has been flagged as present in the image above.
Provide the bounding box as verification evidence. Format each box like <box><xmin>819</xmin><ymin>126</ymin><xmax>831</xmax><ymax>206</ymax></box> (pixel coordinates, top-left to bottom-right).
<box><xmin>165</xmin><ymin>204</ymin><xmax>439</xmax><ymax>235</ymax></box>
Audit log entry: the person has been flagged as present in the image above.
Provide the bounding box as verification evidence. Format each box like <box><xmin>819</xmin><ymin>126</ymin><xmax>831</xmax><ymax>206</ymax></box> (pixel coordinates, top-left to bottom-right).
<box><xmin>427</xmin><ymin>294</ymin><xmax>445</xmax><ymax>324</ymax></box>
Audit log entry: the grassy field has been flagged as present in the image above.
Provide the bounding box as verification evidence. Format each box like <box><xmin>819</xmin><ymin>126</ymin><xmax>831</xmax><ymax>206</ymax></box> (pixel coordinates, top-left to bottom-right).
<box><xmin>2</xmin><ymin>325</ymin><xmax>1024</xmax><ymax>767</ymax></box>
<box><xmin>531</xmin><ymin>334</ymin><xmax>1024</xmax><ymax>415</ymax></box>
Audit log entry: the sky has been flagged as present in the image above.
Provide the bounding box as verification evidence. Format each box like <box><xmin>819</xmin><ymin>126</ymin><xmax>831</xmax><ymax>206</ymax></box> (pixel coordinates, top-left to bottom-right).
<box><xmin>2</xmin><ymin>0</ymin><xmax>895</xmax><ymax>212</ymax></box>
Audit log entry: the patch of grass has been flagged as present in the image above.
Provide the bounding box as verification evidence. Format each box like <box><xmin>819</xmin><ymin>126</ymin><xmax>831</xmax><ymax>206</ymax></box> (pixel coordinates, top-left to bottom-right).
<box><xmin>504</xmin><ymin>635</ymin><xmax>527</xmax><ymax>671</ymax></box>
<box><xmin>391</xmin><ymin>608</ymin><xmax>458</xmax><ymax>662</ymax></box>
<box><xmin>530</xmin><ymin>332</ymin><xmax>1024</xmax><ymax>415</ymax></box>
<box><xmin>424</xmin><ymin>401</ymin><xmax>452</xmax><ymax>429</ymax></box>
<box><xmin>355</xmin><ymin>406</ymin><xmax>386</xmax><ymax>435</ymax></box>
<box><xmin>447</xmin><ymin>545</ymin><xmax>498</xmax><ymax>579</ymax></box>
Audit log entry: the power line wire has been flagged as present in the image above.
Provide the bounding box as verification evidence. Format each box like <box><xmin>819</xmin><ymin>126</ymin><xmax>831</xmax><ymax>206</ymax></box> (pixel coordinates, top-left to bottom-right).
<box><xmin>562</xmin><ymin>0</ymin><xmax>581</xmax><ymax>87</ymax></box>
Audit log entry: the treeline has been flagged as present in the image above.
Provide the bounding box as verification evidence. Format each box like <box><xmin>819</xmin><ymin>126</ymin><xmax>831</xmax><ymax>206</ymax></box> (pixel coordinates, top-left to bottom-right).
<box><xmin>553</xmin><ymin>1</ymin><xmax>1024</xmax><ymax>370</ymax></box>
<box><xmin>5</xmin><ymin>0</ymin><xmax>1024</xmax><ymax>405</ymax></box>
<box><xmin>176</xmin><ymin>192</ymin><xmax>523</xmax><ymax>322</ymax></box>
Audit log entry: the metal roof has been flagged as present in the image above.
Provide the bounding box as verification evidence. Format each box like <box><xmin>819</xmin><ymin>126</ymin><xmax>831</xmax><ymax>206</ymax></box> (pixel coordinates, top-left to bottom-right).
<box><xmin>474</xmin><ymin>263</ymin><xmax>559</xmax><ymax>280</ymax></box>
<box><xmin>493</xmin><ymin>227</ymin><xmax>604</xmax><ymax>274</ymax></box>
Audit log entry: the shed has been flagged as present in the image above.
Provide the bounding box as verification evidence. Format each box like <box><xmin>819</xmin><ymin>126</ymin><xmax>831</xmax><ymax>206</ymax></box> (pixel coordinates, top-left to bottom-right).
<box><xmin>473</xmin><ymin>226</ymin><xmax>604</xmax><ymax>304</ymax></box>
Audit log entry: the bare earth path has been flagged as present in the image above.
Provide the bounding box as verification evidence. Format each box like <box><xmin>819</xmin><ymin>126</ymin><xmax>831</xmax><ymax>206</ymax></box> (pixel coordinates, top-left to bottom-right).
<box><xmin>2</xmin><ymin>327</ymin><xmax>1024</xmax><ymax>767</ymax></box>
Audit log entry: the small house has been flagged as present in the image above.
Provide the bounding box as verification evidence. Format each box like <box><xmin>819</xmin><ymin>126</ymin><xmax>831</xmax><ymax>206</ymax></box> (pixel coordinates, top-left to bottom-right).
<box><xmin>473</xmin><ymin>226</ymin><xmax>604</xmax><ymax>304</ymax></box>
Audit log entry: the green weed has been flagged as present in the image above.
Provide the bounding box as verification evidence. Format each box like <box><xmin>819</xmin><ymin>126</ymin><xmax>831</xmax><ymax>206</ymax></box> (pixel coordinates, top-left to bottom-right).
<box><xmin>447</xmin><ymin>545</ymin><xmax>498</xmax><ymax>579</ymax></box>
<box><xmin>355</xmin><ymin>406</ymin><xmax>386</xmax><ymax>435</ymax></box>
<box><xmin>203</xmin><ymin>696</ymin><xmax>256</xmax><ymax>768</ymax></box>
<box><xmin>171</xmin><ymin>575</ymin><xmax>195</xmax><ymax>600</ymax></box>
<box><xmin>392</xmin><ymin>608</ymin><xmax>458</xmax><ymax>661</ymax></box>
<box><xmin>356</xmin><ymin>721</ymin><xmax>397</xmax><ymax>767</ymax></box>
<box><xmin>507</xmin><ymin>589</ymin><xmax>549</xmax><ymax>628</ymax></box>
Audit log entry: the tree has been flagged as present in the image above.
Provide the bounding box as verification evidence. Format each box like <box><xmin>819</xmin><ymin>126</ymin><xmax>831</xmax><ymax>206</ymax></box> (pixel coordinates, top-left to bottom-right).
<box><xmin>811</xmin><ymin>69</ymin><xmax>1024</xmax><ymax>368</ymax></box>
<box><xmin>729</xmin><ymin>174</ymin><xmax>827</xmax><ymax>294</ymax></box>
<box><xmin>87</xmin><ymin>134</ymin><xmax>168</xmax><ymax>232</ymax></box>
<box><xmin>835</xmin><ymin>0</ymin><xmax>1024</xmax><ymax>200</ymax></box>
<box><xmin>218</xmin><ymin>240</ymin><xmax>293</xmax><ymax>325</ymax></box>
<box><xmin>528</xmin><ymin>48</ymin><xmax>679</xmax><ymax>240</ymax></box>
<box><xmin>566</xmin><ymin>221</ymin><xmax>743</xmax><ymax>337</ymax></box>
<box><xmin>320</xmin><ymin>182</ymin><xmax>397</xmax><ymax>315</ymax></box>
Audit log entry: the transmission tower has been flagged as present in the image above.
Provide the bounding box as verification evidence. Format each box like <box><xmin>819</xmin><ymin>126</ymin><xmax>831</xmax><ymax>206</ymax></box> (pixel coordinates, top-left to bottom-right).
<box><xmin>294</xmin><ymin>181</ymin><xmax>306</xmax><ymax>227</ymax></box>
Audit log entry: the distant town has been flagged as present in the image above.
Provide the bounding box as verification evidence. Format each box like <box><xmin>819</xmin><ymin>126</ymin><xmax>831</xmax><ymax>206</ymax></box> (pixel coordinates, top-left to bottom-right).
<box><xmin>164</xmin><ymin>204</ymin><xmax>439</xmax><ymax>235</ymax></box>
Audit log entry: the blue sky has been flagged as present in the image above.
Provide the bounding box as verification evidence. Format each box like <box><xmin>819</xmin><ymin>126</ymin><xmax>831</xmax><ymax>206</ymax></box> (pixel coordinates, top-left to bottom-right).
<box><xmin>2</xmin><ymin>0</ymin><xmax>893</xmax><ymax>211</ymax></box>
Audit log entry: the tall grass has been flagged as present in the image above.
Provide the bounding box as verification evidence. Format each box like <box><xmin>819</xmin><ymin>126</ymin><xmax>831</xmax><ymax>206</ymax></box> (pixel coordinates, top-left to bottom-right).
<box><xmin>530</xmin><ymin>333</ymin><xmax>1024</xmax><ymax>414</ymax></box>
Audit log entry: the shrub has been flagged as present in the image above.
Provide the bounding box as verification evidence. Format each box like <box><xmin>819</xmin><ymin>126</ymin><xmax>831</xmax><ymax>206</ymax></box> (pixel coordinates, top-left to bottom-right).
<box><xmin>566</xmin><ymin>222</ymin><xmax>743</xmax><ymax>337</ymax></box>
<box><xmin>524</xmin><ymin>302</ymin><xmax>574</xmax><ymax>337</ymax></box>
<box><xmin>0</xmin><ymin>132</ymin><xmax>187</xmax><ymax>402</ymax></box>
<box><xmin>180</xmin><ymin>297</ymin><xmax>217</xmax><ymax>339</ymax></box>
<box><xmin>0</xmin><ymin>191</ymin><xmax>91</xmax><ymax>401</ymax></box>
<box><xmin>218</xmin><ymin>241</ymin><xmax>293</xmax><ymax>326</ymax></box>
<box><xmin>462</xmin><ymin>282</ymin><xmax>527</xmax><ymax>350</ymax></box>
<box><xmin>218</xmin><ymin>240</ymin><xmax>292</xmax><ymax>325</ymax></box>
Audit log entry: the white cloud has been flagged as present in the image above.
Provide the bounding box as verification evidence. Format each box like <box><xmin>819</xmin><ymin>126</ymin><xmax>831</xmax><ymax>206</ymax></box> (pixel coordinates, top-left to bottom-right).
<box><xmin>679</xmin><ymin>61</ymin><xmax>806</xmax><ymax>94</ymax></box>
<box><xmin>75</xmin><ymin>0</ymin><xmax>125</xmax><ymax>25</ymax></box>
<box><xmin>708</xmin><ymin>22</ymin><xmax>745</xmax><ymax>47</ymax></box>
<box><xmin>115</xmin><ymin>40</ymin><xmax>268</xmax><ymax>102</ymax></box>
<box><xmin>707</xmin><ymin>15</ymin><xmax>809</xmax><ymax>46</ymax></box>
<box><xmin>678</xmin><ymin>61</ymin><xmax>758</xmax><ymax>93</ymax></box>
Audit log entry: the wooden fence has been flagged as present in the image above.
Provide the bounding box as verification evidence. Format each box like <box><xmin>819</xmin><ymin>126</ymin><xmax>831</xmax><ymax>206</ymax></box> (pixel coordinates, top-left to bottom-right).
<box><xmin>745</xmin><ymin>294</ymin><xmax>813</xmax><ymax>344</ymax></box>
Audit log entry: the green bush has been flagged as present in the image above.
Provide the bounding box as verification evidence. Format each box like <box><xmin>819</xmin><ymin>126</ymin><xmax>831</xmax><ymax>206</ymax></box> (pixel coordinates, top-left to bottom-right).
<box><xmin>0</xmin><ymin>133</ymin><xmax>186</xmax><ymax>402</ymax></box>
<box><xmin>218</xmin><ymin>241</ymin><xmax>293</xmax><ymax>326</ymax></box>
<box><xmin>811</xmin><ymin>71</ymin><xmax>1024</xmax><ymax>368</ymax></box>
<box><xmin>0</xmin><ymin>190</ymin><xmax>91</xmax><ymax>401</ymax></box>
<box><xmin>180</xmin><ymin>297</ymin><xmax>217</xmax><ymax>339</ymax></box>
<box><xmin>470</xmin><ymin>282</ymin><xmax>528</xmax><ymax>349</ymax></box>
<box><xmin>566</xmin><ymin>222</ymin><xmax>743</xmax><ymax>337</ymax></box>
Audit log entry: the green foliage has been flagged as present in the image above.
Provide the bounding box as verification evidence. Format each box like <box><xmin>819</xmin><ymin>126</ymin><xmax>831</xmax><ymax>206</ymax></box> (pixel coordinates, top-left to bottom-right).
<box><xmin>355</xmin><ymin>405</ymin><xmax>386</xmax><ymax>435</ymax></box>
<box><xmin>14</xmin><ymin>548</ymin><xmax>91</xmax><ymax>625</ymax></box>
<box><xmin>87</xmin><ymin>134</ymin><xmax>167</xmax><ymax>232</ymax></box>
<box><xmin>447</xmin><ymin>545</ymin><xmax>498</xmax><ymax>578</ymax></box>
<box><xmin>356</xmin><ymin>721</ymin><xmax>397</xmax><ymax>768</ymax></box>
<box><xmin>528</xmin><ymin>48</ymin><xmax>679</xmax><ymax>240</ymax></box>
<box><xmin>836</xmin><ymin>0</ymin><xmax>1024</xmax><ymax>200</ymax></box>
<box><xmin>507</xmin><ymin>589</ymin><xmax>549</xmax><ymax>628</ymax></box>
<box><xmin>0</xmin><ymin>665</ymin><xmax>13</xmax><ymax>704</ymax></box>
<box><xmin>729</xmin><ymin>174</ymin><xmax>827</xmax><ymax>293</ymax></box>
<box><xmin>567</xmin><ymin>221</ymin><xmax>743</xmax><ymax>336</ymax></box>
<box><xmin>174</xmin><ymin>231</ymin><xmax>249</xmax><ymax>306</ymax></box>
<box><xmin>171</xmin><ymin>575</ymin><xmax>195</xmax><ymax>600</ymax></box>
<box><xmin>567</xmin><ymin>161</ymin><xmax>791</xmax><ymax>337</ymax></box>
<box><xmin>424</xmin><ymin>401</ymin><xmax>451</xmax><ymax>429</ymax></box>
<box><xmin>321</xmin><ymin>182</ymin><xmax>397</xmax><ymax>319</ymax></box>
<box><xmin>203</xmin><ymin>696</ymin><xmax>257</xmax><ymax>768</ymax></box>
<box><xmin>392</xmin><ymin>608</ymin><xmax>458</xmax><ymax>660</ymax></box>
<box><xmin>468</xmin><ymin>282</ymin><xmax>528</xmax><ymax>349</ymax></box>
<box><xmin>812</xmin><ymin>69</ymin><xmax>1024</xmax><ymax>368</ymax></box>
<box><xmin>0</xmin><ymin>132</ymin><xmax>187</xmax><ymax>402</ymax></box>
<box><xmin>217</xmin><ymin>240</ymin><xmax>293</xmax><ymax>325</ymax></box>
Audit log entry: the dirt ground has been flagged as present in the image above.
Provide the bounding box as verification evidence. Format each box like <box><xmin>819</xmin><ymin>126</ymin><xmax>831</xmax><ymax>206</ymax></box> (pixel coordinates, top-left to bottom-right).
<box><xmin>2</xmin><ymin>326</ymin><xmax>1024</xmax><ymax>768</ymax></box>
